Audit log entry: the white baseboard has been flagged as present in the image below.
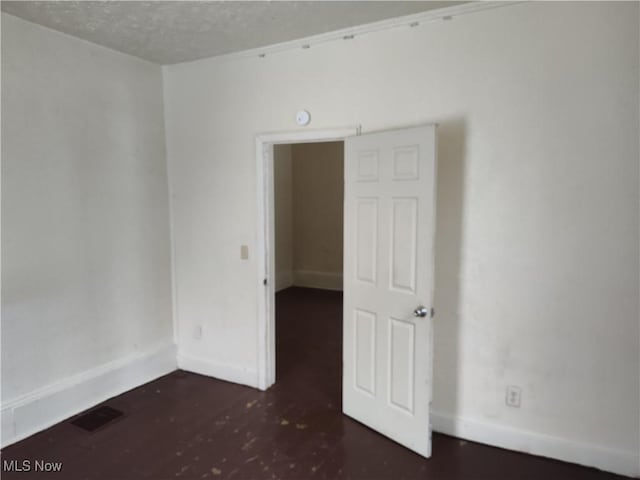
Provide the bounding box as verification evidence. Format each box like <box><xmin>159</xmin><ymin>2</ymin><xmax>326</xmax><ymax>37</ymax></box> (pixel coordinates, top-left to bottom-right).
<box><xmin>1</xmin><ymin>343</ymin><xmax>177</xmax><ymax>448</ymax></box>
<box><xmin>3</xmin><ymin>346</ymin><xmax>635</xmax><ymax>478</ymax></box>
<box><xmin>431</xmin><ymin>411</ymin><xmax>640</xmax><ymax>478</ymax></box>
<box><xmin>293</xmin><ymin>270</ymin><xmax>343</xmax><ymax>291</ymax></box>
<box><xmin>177</xmin><ymin>352</ymin><xmax>258</xmax><ymax>389</ymax></box>
<box><xmin>276</xmin><ymin>270</ymin><xmax>294</xmax><ymax>292</ymax></box>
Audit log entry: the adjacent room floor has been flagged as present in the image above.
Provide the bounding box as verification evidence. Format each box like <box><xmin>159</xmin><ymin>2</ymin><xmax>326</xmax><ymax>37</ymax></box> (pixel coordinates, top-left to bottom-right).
<box><xmin>1</xmin><ymin>287</ymin><xmax>627</xmax><ymax>479</ymax></box>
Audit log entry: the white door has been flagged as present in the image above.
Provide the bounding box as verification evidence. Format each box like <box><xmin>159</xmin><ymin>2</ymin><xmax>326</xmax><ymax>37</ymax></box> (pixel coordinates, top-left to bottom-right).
<box><xmin>343</xmin><ymin>125</ymin><xmax>437</xmax><ymax>458</ymax></box>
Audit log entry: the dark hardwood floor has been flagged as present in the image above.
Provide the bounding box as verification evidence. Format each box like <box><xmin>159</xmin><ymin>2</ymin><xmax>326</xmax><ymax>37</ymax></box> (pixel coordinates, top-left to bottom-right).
<box><xmin>1</xmin><ymin>287</ymin><xmax>628</xmax><ymax>479</ymax></box>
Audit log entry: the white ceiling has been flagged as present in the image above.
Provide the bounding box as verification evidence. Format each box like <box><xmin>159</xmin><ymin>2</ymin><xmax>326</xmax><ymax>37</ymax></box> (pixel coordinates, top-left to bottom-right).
<box><xmin>1</xmin><ymin>1</ymin><xmax>464</xmax><ymax>64</ymax></box>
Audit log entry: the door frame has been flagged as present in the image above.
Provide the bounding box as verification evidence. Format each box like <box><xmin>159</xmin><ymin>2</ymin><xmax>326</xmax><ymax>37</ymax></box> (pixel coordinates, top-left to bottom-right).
<box><xmin>255</xmin><ymin>126</ymin><xmax>359</xmax><ymax>390</ymax></box>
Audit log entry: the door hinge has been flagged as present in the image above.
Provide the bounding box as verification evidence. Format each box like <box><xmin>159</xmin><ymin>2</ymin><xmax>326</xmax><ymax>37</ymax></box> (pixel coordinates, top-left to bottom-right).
<box><xmin>263</xmin><ymin>278</ymin><xmax>268</xmax><ymax>286</ymax></box>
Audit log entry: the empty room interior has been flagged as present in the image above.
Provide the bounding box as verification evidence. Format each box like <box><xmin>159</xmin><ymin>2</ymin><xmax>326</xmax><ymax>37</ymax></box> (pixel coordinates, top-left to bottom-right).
<box><xmin>1</xmin><ymin>1</ymin><xmax>639</xmax><ymax>479</ymax></box>
<box><xmin>273</xmin><ymin>141</ymin><xmax>345</xmax><ymax>438</ymax></box>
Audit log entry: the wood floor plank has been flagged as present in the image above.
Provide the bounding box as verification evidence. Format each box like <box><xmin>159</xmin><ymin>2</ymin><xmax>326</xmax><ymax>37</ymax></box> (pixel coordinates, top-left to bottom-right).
<box><xmin>1</xmin><ymin>287</ymin><xmax>627</xmax><ymax>479</ymax></box>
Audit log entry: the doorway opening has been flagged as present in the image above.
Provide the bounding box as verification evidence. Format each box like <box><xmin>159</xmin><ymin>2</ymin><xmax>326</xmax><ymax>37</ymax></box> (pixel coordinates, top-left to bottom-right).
<box><xmin>257</xmin><ymin>124</ymin><xmax>437</xmax><ymax>458</ymax></box>
<box><xmin>255</xmin><ymin>127</ymin><xmax>358</xmax><ymax>391</ymax></box>
<box><xmin>273</xmin><ymin>141</ymin><xmax>344</xmax><ymax>399</ymax></box>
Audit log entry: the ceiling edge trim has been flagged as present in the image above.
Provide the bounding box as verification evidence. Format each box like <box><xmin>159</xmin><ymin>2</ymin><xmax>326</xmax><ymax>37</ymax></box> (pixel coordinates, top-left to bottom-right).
<box><xmin>166</xmin><ymin>1</ymin><xmax>523</xmax><ymax>67</ymax></box>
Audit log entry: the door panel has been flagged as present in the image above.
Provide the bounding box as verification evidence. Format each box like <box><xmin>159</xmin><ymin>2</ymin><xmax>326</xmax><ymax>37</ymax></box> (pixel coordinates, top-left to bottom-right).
<box><xmin>356</xmin><ymin>199</ymin><xmax>378</xmax><ymax>284</ymax></box>
<box><xmin>391</xmin><ymin>197</ymin><xmax>418</xmax><ymax>293</ymax></box>
<box><xmin>343</xmin><ymin>125</ymin><xmax>437</xmax><ymax>458</ymax></box>
<box><xmin>389</xmin><ymin>317</ymin><xmax>415</xmax><ymax>413</ymax></box>
<box><xmin>355</xmin><ymin>309</ymin><xmax>376</xmax><ymax>396</ymax></box>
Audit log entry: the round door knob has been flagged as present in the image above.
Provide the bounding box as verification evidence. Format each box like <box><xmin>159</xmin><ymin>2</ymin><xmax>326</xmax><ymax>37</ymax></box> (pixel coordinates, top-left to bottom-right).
<box><xmin>413</xmin><ymin>306</ymin><xmax>429</xmax><ymax>317</ymax></box>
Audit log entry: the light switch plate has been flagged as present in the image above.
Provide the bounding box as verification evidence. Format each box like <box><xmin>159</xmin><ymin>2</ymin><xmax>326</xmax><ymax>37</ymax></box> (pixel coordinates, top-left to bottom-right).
<box><xmin>240</xmin><ymin>245</ymin><xmax>249</xmax><ymax>260</ymax></box>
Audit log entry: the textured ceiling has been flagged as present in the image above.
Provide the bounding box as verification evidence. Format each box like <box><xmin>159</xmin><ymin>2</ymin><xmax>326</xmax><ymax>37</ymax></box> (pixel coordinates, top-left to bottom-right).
<box><xmin>1</xmin><ymin>1</ymin><xmax>464</xmax><ymax>64</ymax></box>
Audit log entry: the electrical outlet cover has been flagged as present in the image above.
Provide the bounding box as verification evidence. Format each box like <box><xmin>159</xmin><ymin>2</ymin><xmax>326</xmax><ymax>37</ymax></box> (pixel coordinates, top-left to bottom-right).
<box><xmin>506</xmin><ymin>385</ymin><xmax>522</xmax><ymax>408</ymax></box>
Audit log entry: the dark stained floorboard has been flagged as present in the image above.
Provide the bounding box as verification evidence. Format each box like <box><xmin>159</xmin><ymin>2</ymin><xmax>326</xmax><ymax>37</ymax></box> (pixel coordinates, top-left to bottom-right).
<box><xmin>1</xmin><ymin>287</ymin><xmax>628</xmax><ymax>479</ymax></box>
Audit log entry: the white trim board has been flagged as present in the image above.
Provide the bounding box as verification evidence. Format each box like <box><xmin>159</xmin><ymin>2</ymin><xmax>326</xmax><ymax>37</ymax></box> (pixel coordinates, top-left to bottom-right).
<box><xmin>256</xmin><ymin>126</ymin><xmax>359</xmax><ymax>392</ymax></box>
<box><xmin>1</xmin><ymin>343</ymin><xmax>177</xmax><ymax>448</ymax></box>
<box><xmin>293</xmin><ymin>270</ymin><xmax>343</xmax><ymax>291</ymax></box>
<box><xmin>177</xmin><ymin>352</ymin><xmax>258</xmax><ymax>389</ymax></box>
<box><xmin>431</xmin><ymin>411</ymin><xmax>640</xmax><ymax>478</ymax></box>
<box><xmin>171</xmin><ymin>2</ymin><xmax>521</xmax><ymax>66</ymax></box>
<box><xmin>276</xmin><ymin>270</ymin><xmax>294</xmax><ymax>292</ymax></box>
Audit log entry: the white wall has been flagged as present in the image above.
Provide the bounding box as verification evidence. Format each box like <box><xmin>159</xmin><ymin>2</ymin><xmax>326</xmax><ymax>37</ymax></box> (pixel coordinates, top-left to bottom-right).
<box><xmin>291</xmin><ymin>142</ymin><xmax>343</xmax><ymax>291</ymax></box>
<box><xmin>164</xmin><ymin>2</ymin><xmax>639</xmax><ymax>476</ymax></box>
<box><xmin>1</xmin><ymin>14</ymin><xmax>176</xmax><ymax>445</ymax></box>
<box><xmin>274</xmin><ymin>144</ymin><xmax>294</xmax><ymax>291</ymax></box>
<box><xmin>274</xmin><ymin>142</ymin><xmax>344</xmax><ymax>292</ymax></box>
